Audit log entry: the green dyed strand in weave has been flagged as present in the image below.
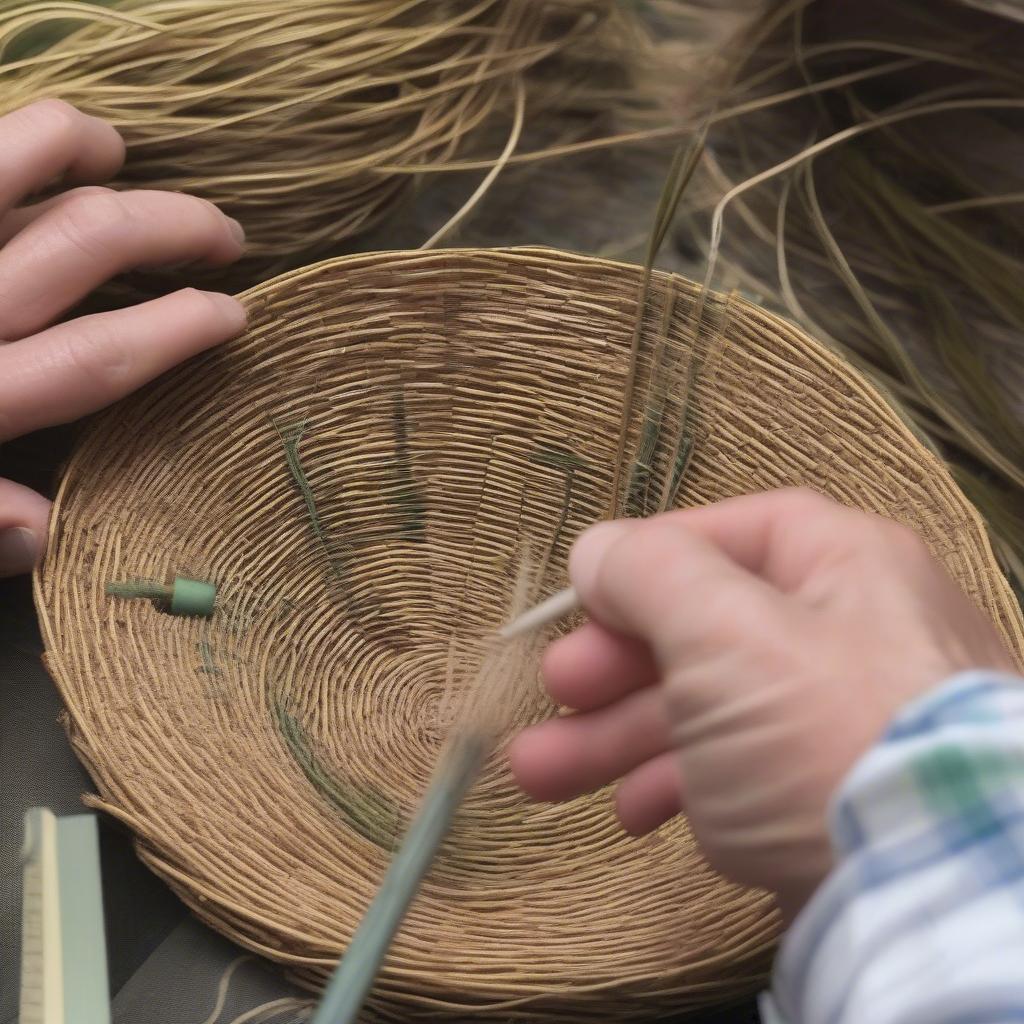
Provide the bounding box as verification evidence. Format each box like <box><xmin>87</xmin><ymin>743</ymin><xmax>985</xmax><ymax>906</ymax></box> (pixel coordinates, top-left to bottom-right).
<box><xmin>531</xmin><ymin>445</ymin><xmax>588</xmax><ymax>575</ymax></box>
<box><xmin>625</xmin><ymin>411</ymin><xmax>662</xmax><ymax>518</ymax></box>
<box><xmin>665</xmin><ymin>435</ymin><xmax>695</xmax><ymax>511</ymax></box>
<box><xmin>105</xmin><ymin>580</ymin><xmax>171</xmax><ymax>601</ymax></box>
<box><xmin>659</xmin><ymin>346</ymin><xmax>702</xmax><ymax>512</ymax></box>
<box><xmin>386</xmin><ymin>392</ymin><xmax>428</xmax><ymax>540</ymax></box>
<box><xmin>545</xmin><ymin>467</ymin><xmax>576</xmax><ymax>576</ymax></box>
<box><xmin>273</xmin><ymin>700</ymin><xmax>402</xmax><ymax>850</ymax></box>
<box><xmin>626</xmin><ymin>284</ymin><xmax>678</xmax><ymax>518</ymax></box>
<box><xmin>658</xmin><ymin>292</ymin><xmax>733</xmax><ymax>513</ymax></box>
<box><xmin>532</xmin><ymin>444</ymin><xmax>588</xmax><ymax>474</ymax></box>
<box><xmin>607</xmin><ymin>123</ymin><xmax>708</xmax><ymax>518</ymax></box>
<box><xmin>274</xmin><ymin>419</ymin><xmax>346</xmax><ymax>580</ymax></box>
<box><xmin>197</xmin><ymin>639</ymin><xmax>222</xmax><ymax>677</ymax></box>
<box><xmin>277</xmin><ymin>420</ymin><xmax>324</xmax><ymax>540</ymax></box>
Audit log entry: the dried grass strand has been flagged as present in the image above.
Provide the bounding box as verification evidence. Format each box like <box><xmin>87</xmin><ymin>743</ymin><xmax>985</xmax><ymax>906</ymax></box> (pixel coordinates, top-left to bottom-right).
<box><xmin>200</xmin><ymin>955</ymin><xmax>256</xmax><ymax>1024</ymax></box>
<box><xmin>420</xmin><ymin>75</ymin><xmax>525</xmax><ymax>251</ymax></box>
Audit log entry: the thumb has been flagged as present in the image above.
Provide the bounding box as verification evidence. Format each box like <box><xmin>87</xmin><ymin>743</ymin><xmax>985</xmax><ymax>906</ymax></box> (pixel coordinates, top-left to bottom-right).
<box><xmin>0</xmin><ymin>478</ymin><xmax>51</xmax><ymax>577</ymax></box>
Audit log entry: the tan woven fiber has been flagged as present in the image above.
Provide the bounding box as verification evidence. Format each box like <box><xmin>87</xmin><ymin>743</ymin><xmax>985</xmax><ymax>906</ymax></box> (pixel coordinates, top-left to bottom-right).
<box><xmin>36</xmin><ymin>248</ymin><xmax>1024</xmax><ymax>1021</ymax></box>
<box><xmin>0</xmin><ymin>1</ymin><xmax>636</xmax><ymax>268</ymax></box>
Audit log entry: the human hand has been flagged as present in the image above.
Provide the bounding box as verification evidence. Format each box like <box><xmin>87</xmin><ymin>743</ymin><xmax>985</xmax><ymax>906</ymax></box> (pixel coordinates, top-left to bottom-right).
<box><xmin>0</xmin><ymin>99</ymin><xmax>247</xmax><ymax>577</ymax></box>
<box><xmin>510</xmin><ymin>489</ymin><xmax>1016</xmax><ymax>919</ymax></box>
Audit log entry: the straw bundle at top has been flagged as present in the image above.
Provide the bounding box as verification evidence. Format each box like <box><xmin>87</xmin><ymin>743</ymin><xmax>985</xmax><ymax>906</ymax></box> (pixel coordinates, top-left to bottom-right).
<box><xmin>0</xmin><ymin>1</ymin><xmax>643</xmax><ymax>276</ymax></box>
<box><xmin>36</xmin><ymin>247</ymin><xmax>1024</xmax><ymax>1020</ymax></box>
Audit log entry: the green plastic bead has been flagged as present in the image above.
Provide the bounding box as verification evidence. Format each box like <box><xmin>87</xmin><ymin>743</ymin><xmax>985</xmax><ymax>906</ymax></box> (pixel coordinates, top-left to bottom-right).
<box><xmin>169</xmin><ymin>578</ymin><xmax>217</xmax><ymax>618</ymax></box>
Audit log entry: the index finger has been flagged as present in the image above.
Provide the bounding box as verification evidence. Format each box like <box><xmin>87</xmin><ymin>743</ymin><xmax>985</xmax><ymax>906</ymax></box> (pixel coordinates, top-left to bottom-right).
<box><xmin>0</xmin><ymin>289</ymin><xmax>245</xmax><ymax>441</ymax></box>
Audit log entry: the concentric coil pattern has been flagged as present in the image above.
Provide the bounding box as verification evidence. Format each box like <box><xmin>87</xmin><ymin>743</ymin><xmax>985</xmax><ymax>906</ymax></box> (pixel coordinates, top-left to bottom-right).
<box><xmin>37</xmin><ymin>249</ymin><xmax>1024</xmax><ymax>1020</ymax></box>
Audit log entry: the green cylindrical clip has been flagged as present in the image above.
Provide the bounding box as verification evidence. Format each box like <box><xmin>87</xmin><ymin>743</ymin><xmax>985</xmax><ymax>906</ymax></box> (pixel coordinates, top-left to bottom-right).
<box><xmin>169</xmin><ymin>578</ymin><xmax>217</xmax><ymax>617</ymax></box>
<box><xmin>105</xmin><ymin>577</ymin><xmax>217</xmax><ymax>618</ymax></box>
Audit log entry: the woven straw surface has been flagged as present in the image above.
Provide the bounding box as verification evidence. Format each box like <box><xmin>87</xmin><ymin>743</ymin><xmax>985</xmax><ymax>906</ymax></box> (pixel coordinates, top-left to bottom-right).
<box><xmin>36</xmin><ymin>248</ymin><xmax>1024</xmax><ymax>1021</ymax></box>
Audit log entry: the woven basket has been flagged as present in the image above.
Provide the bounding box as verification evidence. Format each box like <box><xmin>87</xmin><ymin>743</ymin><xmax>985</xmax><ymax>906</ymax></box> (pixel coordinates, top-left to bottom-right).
<box><xmin>36</xmin><ymin>248</ymin><xmax>1024</xmax><ymax>1021</ymax></box>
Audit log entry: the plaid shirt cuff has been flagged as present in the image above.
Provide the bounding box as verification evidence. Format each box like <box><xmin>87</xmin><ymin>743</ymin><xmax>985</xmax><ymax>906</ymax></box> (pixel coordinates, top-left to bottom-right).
<box><xmin>761</xmin><ymin>670</ymin><xmax>1024</xmax><ymax>1024</ymax></box>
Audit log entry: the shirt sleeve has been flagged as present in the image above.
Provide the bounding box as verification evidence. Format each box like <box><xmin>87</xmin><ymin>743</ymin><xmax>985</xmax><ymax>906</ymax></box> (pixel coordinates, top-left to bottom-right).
<box><xmin>760</xmin><ymin>670</ymin><xmax>1024</xmax><ymax>1024</ymax></box>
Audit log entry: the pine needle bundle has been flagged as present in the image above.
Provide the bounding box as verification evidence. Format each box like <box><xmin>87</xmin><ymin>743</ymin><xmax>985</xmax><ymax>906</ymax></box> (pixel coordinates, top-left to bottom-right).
<box><xmin>0</xmin><ymin>0</ymin><xmax>641</xmax><ymax>276</ymax></box>
<box><xmin>662</xmin><ymin>0</ymin><xmax>1024</xmax><ymax>594</ymax></box>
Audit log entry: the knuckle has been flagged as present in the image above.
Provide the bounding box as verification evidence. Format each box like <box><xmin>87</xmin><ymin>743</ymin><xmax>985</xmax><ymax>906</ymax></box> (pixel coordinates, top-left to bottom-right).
<box><xmin>60</xmin><ymin>318</ymin><xmax>134</xmax><ymax>394</ymax></box>
<box><xmin>596</xmin><ymin>520</ymin><xmax>663</xmax><ymax>590</ymax></box>
<box><xmin>140</xmin><ymin>189</ymin><xmax>222</xmax><ymax>227</ymax></box>
<box><xmin>637</xmin><ymin>516</ymin><xmax>687</xmax><ymax>559</ymax></box>
<box><xmin>691</xmin><ymin>580</ymin><xmax>756</xmax><ymax>644</ymax></box>
<box><xmin>178</xmin><ymin>286</ymin><xmax>220</xmax><ymax>315</ymax></box>
<box><xmin>121</xmin><ymin>191</ymin><xmax>230</xmax><ymax>258</ymax></box>
<box><xmin>53</xmin><ymin>189</ymin><xmax>130</xmax><ymax>258</ymax></box>
<box><xmin>22</xmin><ymin>98</ymin><xmax>81</xmax><ymax>137</ymax></box>
<box><xmin>194</xmin><ymin>195</ymin><xmax>232</xmax><ymax>239</ymax></box>
<box><xmin>176</xmin><ymin>287</ymin><xmax>239</xmax><ymax>328</ymax></box>
<box><xmin>64</xmin><ymin>188</ymin><xmax>129</xmax><ymax>228</ymax></box>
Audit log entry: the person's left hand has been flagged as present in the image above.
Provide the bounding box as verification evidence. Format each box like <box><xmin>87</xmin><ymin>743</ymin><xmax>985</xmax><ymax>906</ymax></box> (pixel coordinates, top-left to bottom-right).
<box><xmin>0</xmin><ymin>99</ymin><xmax>248</xmax><ymax>577</ymax></box>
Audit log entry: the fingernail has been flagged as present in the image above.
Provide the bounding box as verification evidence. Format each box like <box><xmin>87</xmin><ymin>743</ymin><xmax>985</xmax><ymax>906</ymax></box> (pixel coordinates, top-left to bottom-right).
<box><xmin>227</xmin><ymin>217</ymin><xmax>246</xmax><ymax>246</ymax></box>
<box><xmin>569</xmin><ymin>519</ymin><xmax>633</xmax><ymax>596</ymax></box>
<box><xmin>0</xmin><ymin>527</ymin><xmax>39</xmax><ymax>577</ymax></box>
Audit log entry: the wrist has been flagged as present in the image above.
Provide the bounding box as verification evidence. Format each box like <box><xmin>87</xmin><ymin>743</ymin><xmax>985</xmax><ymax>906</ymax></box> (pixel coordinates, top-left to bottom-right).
<box><xmin>768</xmin><ymin>669</ymin><xmax>1024</xmax><ymax>1024</ymax></box>
<box><xmin>773</xmin><ymin>670</ymin><xmax>1022</xmax><ymax>923</ymax></box>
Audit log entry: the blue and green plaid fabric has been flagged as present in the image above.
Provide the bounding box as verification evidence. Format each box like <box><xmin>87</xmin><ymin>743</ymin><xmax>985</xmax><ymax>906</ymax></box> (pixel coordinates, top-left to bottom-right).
<box><xmin>761</xmin><ymin>671</ymin><xmax>1024</xmax><ymax>1024</ymax></box>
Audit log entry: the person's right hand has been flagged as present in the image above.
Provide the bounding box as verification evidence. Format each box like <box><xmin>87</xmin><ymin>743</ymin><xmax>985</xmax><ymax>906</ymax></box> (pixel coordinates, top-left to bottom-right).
<box><xmin>510</xmin><ymin>489</ymin><xmax>1017</xmax><ymax>920</ymax></box>
<box><xmin>0</xmin><ymin>99</ymin><xmax>247</xmax><ymax>577</ymax></box>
